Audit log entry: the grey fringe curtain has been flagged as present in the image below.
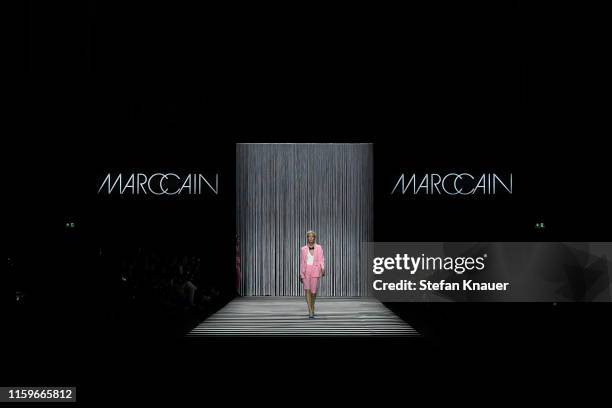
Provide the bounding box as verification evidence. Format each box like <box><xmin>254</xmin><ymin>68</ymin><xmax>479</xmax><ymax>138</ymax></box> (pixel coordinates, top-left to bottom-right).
<box><xmin>236</xmin><ymin>143</ymin><xmax>373</xmax><ymax>296</ymax></box>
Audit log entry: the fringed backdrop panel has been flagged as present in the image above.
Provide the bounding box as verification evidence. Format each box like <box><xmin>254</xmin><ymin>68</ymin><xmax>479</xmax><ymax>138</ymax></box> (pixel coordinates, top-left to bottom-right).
<box><xmin>236</xmin><ymin>143</ymin><xmax>373</xmax><ymax>296</ymax></box>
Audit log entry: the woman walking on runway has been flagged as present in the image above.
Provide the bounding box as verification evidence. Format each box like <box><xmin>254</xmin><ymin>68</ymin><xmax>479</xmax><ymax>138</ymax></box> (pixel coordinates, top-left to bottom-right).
<box><xmin>300</xmin><ymin>230</ymin><xmax>325</xmax><ymax>319</ymax></box>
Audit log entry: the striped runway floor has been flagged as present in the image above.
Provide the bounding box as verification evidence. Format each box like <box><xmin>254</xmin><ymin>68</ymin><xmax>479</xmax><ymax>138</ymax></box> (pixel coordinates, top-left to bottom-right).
<box><xmin>187</xmin><ymin>297</ymin><xmax>420</xmax><ymax>337</ymax></box>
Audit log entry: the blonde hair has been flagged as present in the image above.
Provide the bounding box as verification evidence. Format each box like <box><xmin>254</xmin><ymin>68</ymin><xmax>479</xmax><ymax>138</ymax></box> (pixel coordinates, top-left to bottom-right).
<box><xmin>306</xmin><ymin>230</ymin><xmax>317</xmax><ymax>239</ymax></box>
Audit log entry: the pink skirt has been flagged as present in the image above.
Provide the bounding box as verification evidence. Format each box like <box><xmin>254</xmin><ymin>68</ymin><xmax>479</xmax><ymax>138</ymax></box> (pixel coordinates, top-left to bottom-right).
<box><xmin>303</xmin><ymin>265</ymin><xmax>320</xmax><ymax>293</ymax></box>
<box><xmin>303</xmin><ymin>276</ymin><xmax>319</xmax><ymax>293</ymax></box>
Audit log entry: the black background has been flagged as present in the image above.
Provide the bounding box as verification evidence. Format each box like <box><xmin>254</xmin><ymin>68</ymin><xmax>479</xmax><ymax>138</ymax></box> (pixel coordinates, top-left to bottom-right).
<box><xmin>11</xmin><ymin>0</ymin><xmax>610</xmax><ymax>403</ymax></box>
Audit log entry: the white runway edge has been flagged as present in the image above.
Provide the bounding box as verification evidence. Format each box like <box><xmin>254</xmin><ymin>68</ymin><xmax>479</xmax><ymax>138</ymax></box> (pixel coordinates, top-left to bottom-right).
<box><xmin>187</xmin><ymin>297</ymin><xmax>420</xmax><ymax>337</ymax></box>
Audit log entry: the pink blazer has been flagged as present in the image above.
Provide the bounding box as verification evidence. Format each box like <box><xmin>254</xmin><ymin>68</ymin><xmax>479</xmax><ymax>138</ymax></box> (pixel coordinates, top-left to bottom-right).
<box><xmin>300</xmin><ymin>244</ymin><xmax>325</xmax><ymax>278</ymax></box>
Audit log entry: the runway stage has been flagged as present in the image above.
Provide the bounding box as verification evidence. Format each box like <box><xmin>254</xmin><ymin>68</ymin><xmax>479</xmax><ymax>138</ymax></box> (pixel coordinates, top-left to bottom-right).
<box><xmin>187</xmin><ymin>297</ymin><xmax>420</xmax><ymax>337</ymax></box>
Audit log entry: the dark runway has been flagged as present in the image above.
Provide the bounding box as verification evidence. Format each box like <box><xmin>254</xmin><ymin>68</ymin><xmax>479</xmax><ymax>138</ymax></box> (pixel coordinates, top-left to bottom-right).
<box><xmin>187</xmin><ymin>297</ymin><xmax>420</xmax><ymax>337</ymax></box>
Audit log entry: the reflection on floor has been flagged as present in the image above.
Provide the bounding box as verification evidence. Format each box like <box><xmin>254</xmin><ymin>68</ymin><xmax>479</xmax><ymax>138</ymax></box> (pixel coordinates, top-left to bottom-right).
<box><xmin>187</xmin><ymin>297</ymin><xmax>420</xmax><ymax>337</ymax></box>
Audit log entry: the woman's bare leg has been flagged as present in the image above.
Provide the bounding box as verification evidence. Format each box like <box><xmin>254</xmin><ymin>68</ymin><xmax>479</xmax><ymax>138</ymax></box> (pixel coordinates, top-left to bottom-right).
<box><xmin>312</xmin><ymin>292</ymin><xmax>317</xmax><ymax>315</ymax></box>
<box><xmin>305</xmin><ymin>290</ymin><xmax>312</xmax><ymax>316</ymax></box>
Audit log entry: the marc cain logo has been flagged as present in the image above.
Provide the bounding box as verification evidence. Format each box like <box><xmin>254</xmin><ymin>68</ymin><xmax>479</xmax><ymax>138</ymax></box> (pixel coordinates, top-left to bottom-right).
<box><xmin>98</xmin><ymin>173</ymin><xmax>219</xmax><ymax>195</ymax></box>
<box><xmin>392</xmin><ymin>173</ymin><xmax>513</xmax><ymax>196</ymax></box>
